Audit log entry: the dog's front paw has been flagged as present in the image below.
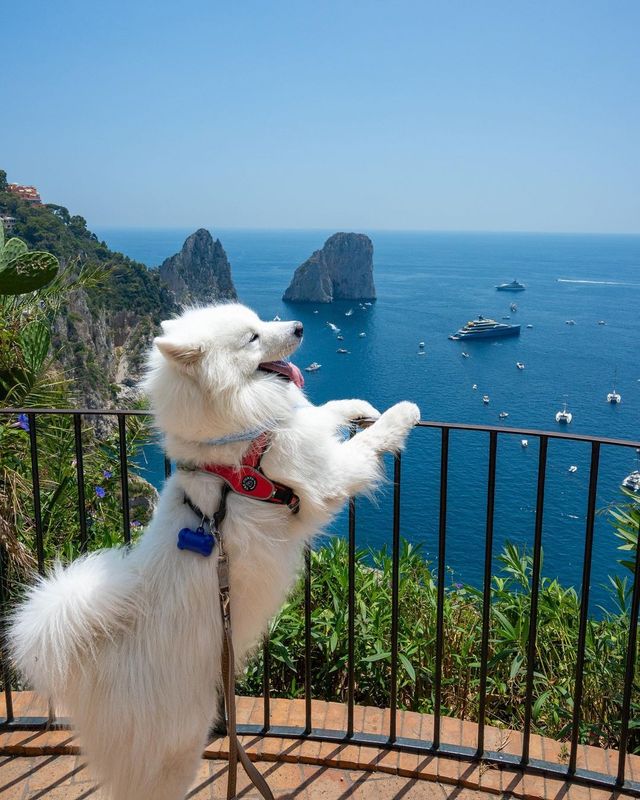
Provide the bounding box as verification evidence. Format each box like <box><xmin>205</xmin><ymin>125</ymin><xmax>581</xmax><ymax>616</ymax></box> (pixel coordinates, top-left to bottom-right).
<box><xmin>348</xmin><ymin>400</ymin><xmax>381</xmax><ymax>423</ymax></box>
<box><xmin>371</xmin><ymin>401</ymin><xmax>420</xmax><ymax>453</ymax></box>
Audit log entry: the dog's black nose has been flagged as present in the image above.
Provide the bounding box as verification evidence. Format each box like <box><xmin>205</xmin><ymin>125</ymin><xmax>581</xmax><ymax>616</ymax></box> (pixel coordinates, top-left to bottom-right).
<box><xmin>293</xmin><ymin>323</ymin><xmax>304</xmax><ymax>339</ymax></box>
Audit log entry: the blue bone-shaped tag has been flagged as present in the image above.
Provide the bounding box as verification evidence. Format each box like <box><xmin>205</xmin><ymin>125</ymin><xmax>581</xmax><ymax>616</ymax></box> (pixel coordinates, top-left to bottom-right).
<box><xmin>177</xmin><ymin>527</ymin><xmax>215</xmax><ymax>557</ymax></box>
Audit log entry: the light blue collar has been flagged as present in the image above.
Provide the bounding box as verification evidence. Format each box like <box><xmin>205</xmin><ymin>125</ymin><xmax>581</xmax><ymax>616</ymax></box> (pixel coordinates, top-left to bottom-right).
<box><xmin>198</xmin><ymin>425</ymin><xmax>266</xmax><ymax>447</ymax></box>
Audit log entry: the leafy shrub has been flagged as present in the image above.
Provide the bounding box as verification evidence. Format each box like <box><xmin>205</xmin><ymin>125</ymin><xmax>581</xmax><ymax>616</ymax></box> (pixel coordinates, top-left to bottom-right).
<box><xmin>239</xmin><ymin>534</ymin><xmax>639</xmax><ymax>752</ymax></box>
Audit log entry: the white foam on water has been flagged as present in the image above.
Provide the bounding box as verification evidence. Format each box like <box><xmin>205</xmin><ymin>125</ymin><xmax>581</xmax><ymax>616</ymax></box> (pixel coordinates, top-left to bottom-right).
<box><xmin>557</xmin><ymin>278</ymin><xmax>640</xmax><ymax>286</ymax></box>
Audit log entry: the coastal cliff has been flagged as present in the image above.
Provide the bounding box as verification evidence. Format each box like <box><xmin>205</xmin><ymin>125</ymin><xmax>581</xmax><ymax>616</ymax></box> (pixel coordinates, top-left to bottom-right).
<box><xmin>159</xmin><ymin>228</ymin><xmax>237</xmax><ymax>306</ymax></box>
<box><xmin>0</xmin><ymin>176</ymin><xmax>239</xmax><ymax>409</ymax></box>
<box><xmin>283</xmin><ymin>233</ymin><xmax>376</xmax><ymax>303</ymax></box>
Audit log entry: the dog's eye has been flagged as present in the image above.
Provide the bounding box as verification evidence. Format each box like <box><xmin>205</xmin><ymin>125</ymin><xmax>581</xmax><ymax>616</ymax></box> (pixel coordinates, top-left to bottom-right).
<box><xmin>248</xmin><ymin>333</ymin><xmax>259</xmax><ymax>343</ymax></box>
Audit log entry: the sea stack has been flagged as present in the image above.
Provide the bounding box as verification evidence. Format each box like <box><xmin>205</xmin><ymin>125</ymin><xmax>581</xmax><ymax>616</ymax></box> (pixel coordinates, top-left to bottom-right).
<box><xmin>283</xmin><ymin>232</ymin><xmax>376</xmax><ymax>303</ymax></box>
<box><xmin>159</xmin><ymin>228</ymin><xmax>237</xmax><ymax>305</ymax></box>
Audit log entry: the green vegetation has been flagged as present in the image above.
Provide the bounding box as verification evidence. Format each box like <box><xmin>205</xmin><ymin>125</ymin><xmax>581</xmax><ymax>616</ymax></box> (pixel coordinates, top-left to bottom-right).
<box><xmin>0</xmin><ymin>168</ymin><xmax>177</xmax><ymax>405</ymax></box>
<box><xmin>238</xmin><ymin>531</ymin><xmax>640</xmax><ymax>753</ymax></box>
<box><xmin>0</xmin><ymin>170</ymin><xmax>175</xmax><ymax>320</ymax></box>
<box><xmin>0</xmin><ymin>225</ymin><xmax>58</xmax><ymax>295</ymax></box>
<box><xmin>0</xmin><ymin>225</ymin><xmax>154</xmax><ymax>579</ymax></box>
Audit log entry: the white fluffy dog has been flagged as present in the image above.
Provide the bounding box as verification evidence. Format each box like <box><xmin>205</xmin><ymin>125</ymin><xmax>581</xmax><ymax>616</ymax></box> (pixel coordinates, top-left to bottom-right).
<box><xmin>9</xmin><ymin>303</ymin><xmax>419</xmax><ymax>800</ymax></box>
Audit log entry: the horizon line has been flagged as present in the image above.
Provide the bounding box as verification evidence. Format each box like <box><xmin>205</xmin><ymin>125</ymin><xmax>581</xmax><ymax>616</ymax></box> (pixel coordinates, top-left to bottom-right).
<box><xmin>90</xmin><ymin>225</ymin><xmax>640</xmax><ymax>237</ymax></box>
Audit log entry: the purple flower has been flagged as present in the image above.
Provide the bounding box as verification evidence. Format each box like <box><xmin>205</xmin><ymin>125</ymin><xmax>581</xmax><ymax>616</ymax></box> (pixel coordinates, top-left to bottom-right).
<box><xmin>130</xmin><ymin>520</ymin><xmax>141</xmax><ymax>528</ymax></box>
<box><xmin>102</xmin><ymin>470</ymin><xmax>113</xmax><ymax>479</ymax></box>
<box><xmin>17</xmin><ymin>413</ymin><xmax>30</xmax><ymax>432</ymax></box>
<box><xmin>95</xmin><ymin>486</ymin><xmax>106</xmax><ymax>499</ymax></box>
<box><xmin>454</xmin><ymin>582</ymin><xmax>463</xmax><ymax>590</ymax></box>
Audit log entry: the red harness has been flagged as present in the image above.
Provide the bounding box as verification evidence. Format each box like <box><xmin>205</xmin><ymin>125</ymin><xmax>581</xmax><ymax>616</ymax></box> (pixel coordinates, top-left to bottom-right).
<box><xmin>200</xmin><ymin>432</ymin><xmax>300</xmax><ymax>513</ymax></box>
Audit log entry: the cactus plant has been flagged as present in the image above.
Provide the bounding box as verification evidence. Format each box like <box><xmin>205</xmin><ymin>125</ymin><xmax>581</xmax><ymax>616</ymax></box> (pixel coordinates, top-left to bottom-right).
<box><xmin>0</xmin><ymin>224</ymin><xmax>59</xmax><ymax>294</ymax></box>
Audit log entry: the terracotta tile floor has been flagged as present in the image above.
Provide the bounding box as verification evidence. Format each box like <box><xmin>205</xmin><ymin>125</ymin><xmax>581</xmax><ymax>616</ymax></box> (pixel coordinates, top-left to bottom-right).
<box><xmin>0</xmin><ymin>755</ymin><xmax>497</xmax><ymax>799</ymax></box>
<box><xmin>2</xmin><ymin>692</ymin><xmax>638</xmax><ymax>800</ymax></box>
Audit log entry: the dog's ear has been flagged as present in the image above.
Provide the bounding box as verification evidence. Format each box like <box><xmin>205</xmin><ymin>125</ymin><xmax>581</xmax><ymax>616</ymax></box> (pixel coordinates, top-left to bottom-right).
<box><xmin>154</xmin><ymin>337</ymin><xmax>204</xmax><ymax>366</ymax></box>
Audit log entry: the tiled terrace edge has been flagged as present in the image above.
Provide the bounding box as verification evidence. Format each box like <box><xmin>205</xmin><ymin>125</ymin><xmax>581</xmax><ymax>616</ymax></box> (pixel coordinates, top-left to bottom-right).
<box><xmin>2</xmin><ymin>692</ymin><xmax>638</xmax><ymax>800</ymax></box>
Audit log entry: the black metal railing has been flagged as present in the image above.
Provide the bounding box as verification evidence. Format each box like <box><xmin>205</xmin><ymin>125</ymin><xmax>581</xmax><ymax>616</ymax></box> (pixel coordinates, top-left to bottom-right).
<box><xmin>1</xmin><ymin>408</ymin><xmax>639</xmax><ymax>795</ymax></box>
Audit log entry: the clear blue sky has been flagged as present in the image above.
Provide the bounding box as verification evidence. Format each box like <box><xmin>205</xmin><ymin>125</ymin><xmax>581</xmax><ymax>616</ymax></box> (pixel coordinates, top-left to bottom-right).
<box><xmin>3</xmin><ymin>1</ymin><xmax>639</xmax><ymax>233</ymax></box>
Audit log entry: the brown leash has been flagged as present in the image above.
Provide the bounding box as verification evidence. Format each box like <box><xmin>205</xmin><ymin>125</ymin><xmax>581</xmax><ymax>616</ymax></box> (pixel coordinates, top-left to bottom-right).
<box><xmin>214</xmin><ymin>488</ymin><xmax>275</xmax><ymax>800</ymax></box>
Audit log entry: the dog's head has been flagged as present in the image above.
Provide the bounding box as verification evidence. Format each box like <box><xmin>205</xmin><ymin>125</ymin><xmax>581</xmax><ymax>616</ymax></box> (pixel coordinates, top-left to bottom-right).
<box><xmin>143</xmin><ymin>304</ymin><xmax>304</xmax><ymax>455</ymax></box>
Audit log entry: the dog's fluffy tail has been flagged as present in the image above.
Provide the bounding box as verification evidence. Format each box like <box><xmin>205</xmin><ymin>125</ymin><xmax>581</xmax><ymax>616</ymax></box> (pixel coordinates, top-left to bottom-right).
<box><xmin>8</xmin><ymin>549</ymin><xmax>140</xmax><ymax>700</ymax></box>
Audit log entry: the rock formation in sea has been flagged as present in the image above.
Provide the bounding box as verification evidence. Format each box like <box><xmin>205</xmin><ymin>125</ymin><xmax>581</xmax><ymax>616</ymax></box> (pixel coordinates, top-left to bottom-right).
<box><xmin>282</xmin><ymin>233</ymin><xmax>376</xmax><ymax>303</ymax></box>
<box><xmin>159</xmin><ymin>228</ymin><xmax>237</xmax><ymax>306</ymax></box>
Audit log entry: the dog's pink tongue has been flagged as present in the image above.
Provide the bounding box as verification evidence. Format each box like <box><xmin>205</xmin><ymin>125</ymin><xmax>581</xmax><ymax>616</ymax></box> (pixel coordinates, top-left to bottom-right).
<box><xmin>259</xmin><ymin>360</ymin><xmax>305</xmax><ymax>388</ymax></box>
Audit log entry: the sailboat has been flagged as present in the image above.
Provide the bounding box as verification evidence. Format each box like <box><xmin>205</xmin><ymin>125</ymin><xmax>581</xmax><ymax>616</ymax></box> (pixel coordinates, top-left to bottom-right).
<box><xmin>555</xmin><ymin>401</ymin><xmax>573</xmax><ymax>424</ymax></box>
<box><xmin>607</xmin><ymin>370</ymin><xmax>621</xmax><ymax>404</ymax></box>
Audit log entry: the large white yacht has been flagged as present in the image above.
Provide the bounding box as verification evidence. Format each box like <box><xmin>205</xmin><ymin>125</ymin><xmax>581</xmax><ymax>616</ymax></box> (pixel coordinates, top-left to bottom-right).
<box><xmin>449</xmin><ymin>316</ymin><xmax>520</xmax><ymax>341</ymax></box>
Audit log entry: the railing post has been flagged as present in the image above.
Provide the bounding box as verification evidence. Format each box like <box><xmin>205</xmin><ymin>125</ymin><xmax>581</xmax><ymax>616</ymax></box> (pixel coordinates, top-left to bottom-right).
<box><xmin>433</xmin><ymin>427</ymin><xmax>449</xmax><ymax>751</ymax></box>
<box><xmin>262</xmin><ymin>634</ymin><xmax>271</xmax><ymax>732</ymax></box>
<box><xmin>117</xmin><ymin>414</ymin><xmax>131</xmax><ymax>545</ymax></box>
<box><xmin>27</xmin><ymin>412</ymin><xmax>45</xmax><ymax>576</ymax></box>
<box><xmin>0</xmin><ymin>541</ymin><xmax>14</xmax><ymax>724</ymax></box>
<box><xmin>389</xmin><ymin>453</ymin><xmax>401</xmax><ymax>744</ymax></box>
<box><xmin>347</xmin><ymin>494</ymin><xmax>356</xmax><ymax>738</ymax></box>
<box><xmin>477</xmin><ymin>430</ymin><xmax>497</xmax><ymax>756</ymax></box>
<box><xmin>303</xmin><ymin>545</ymin><xmax>312</xmax><ymax>735</ymax></box>
<box><xmin>521</xmin><ymin>435</ymin><xmax>548</xmax><ymax>765</ymax></box>
<box><xmin>616</xmin><ymin>508</ymin><xmax>640</xmax><ymax>787</ymax></box>
<box><xmin>73</xmin><ymin>413</ymin><xmax>89</xmax><ymax>552</ymax></box>
<box><xmin>568</xmin><ymin>441</ymin><xmax>600</xmax><ymax>774</ymax></box>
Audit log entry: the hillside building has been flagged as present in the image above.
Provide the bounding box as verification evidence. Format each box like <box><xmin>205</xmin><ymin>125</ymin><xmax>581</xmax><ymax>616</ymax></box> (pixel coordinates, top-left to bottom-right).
<box><xmin>0</xmin><ymin>215</ymin><xmax>16</xmax><ymax>233</ymax></box>
<box><xmin>7</xmin><ymin>183</ymin><xmax>42</xmax><ymax>205</ymax></box>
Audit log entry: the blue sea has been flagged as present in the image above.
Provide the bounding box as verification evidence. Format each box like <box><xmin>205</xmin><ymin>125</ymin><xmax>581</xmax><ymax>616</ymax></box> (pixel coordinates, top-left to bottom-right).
<box><xmin>97</xmin><ymin>228</ymin><xmax>640</xmax><ymax>613</ymax></box>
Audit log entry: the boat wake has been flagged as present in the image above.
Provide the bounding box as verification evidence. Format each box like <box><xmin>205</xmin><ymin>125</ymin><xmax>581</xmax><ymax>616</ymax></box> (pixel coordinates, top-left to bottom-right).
<box><xmin>557</xmin><ymin>278</ymin><xmax>640</xmax><ymax>286</ymax></box>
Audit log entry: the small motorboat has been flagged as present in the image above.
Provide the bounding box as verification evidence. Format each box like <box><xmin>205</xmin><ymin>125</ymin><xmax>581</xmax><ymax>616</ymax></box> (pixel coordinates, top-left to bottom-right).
<box><xmin>526</xmin><ymin>324</ymin><xmax>533</xmax><ymax>329</ymax></box>
<box><xmin>502</xmin><ymin>315</ymin><xmax>511</xmax><ymax>320</ymax></box>
<box><xmin>496</xmin><ymin>280</ymin><xmax>526</xmax><ymax>291</ymax></box>
<box><xmin>499</xmin><ymin>411</ymin><xmax>509</xmax><ymax>419</ymax></box>
<box><xmin>305</xmin><ymin>362</ymin><xmax>321</xmax><ymax>372</ymax></box>
<box><xmin>313</xmin><ymin>310</ymin><xmax>319</xmax><ymax>314</ymax></box>
<box><xmin>568</xmin><ymin>465</ymin><xmax>578</xmax><ymax>473</ymax></box>
<box><xmin>565</xmin><ymin>319</ymin><xmax>576</xmax><ymax>326</ymax></box>
<box><xmin>622</xmin><ymin>471</ymin><xmax>640</xmax><ymax>493</ymax></box>
<box><xmin>555</xmin><ymin>402</ymin><xmax>573</xmax><ymax>424</ymax></box>
<box><xmin>472</xmin><ymin>384</ymin><xmax>478</xmax><ymax>390</ymax></box>
<box><xmin>337</xmin><ymin>334</ymin><xmax>344</xmax><ymax>340</ymax></box>
<box><xmin>510</xmin><ymin>303</ymin><xmax>518</xmax><ymax>312</ymax></box>
<box><xmin>521</xmin><ymin>439</ymin><xmax>528</xmax><ymax>448</ymax></box>
<box><xmin>337</xmin><ymin>348</ymin><xmax>349</xmax><ymax>354</ymax></box>
<box><xmin>462</xmin><ymin>352</ymin><xmax>470</xmax><ymax>358</ymax></box>
<box><xmin>418</xmin><ymin>341</ymin><xmax>425</xmax><ymax>349</ymax></box>
<box><xmin>364</xmin><ymin>302</ymin><xmax>372</xmax><ymax>307</ymax></box>
<box><xmin>273</xmin><ymin>315</ymin><xmax>281</xmax><ymax>321</ymax></box>
<box><xmin>417</xmin><ymin>351</ymin><xmax>426</xmax><ymax>356</ymax></box>
<box><xmin>345</xmin><ymin>308</ymin><xmax>353</xmax><ymax>316</ymax></box>
<box><xmin>482</xmin><ymin>395</ymin><xmax>490</xmax><ymax>404</ymax></box>
<box><xmin>359</xmin><ymin>332</ymin><xmax>366</xmax><ymax>338</ymax></box>
<box><xmin>327</xmin><ymin>322</ymin><xmax>340</xmax><ymax>332</ymax></box>
<box><xmin>516</xmin><ymin>362</ymin><xmax>525</xmax><ymax>370</ymax></box>
<box><xmin>598</xmin><ymin>320</ymin><xmax>606</xmax><ymax>325</ymax></box>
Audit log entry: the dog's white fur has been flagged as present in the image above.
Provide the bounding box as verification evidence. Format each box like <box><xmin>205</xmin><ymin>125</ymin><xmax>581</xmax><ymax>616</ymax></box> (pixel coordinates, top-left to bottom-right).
<box><xmin>9</xmin><ymin>303</ymin><xmax>419</xmax><ymax>800</ymax></box>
